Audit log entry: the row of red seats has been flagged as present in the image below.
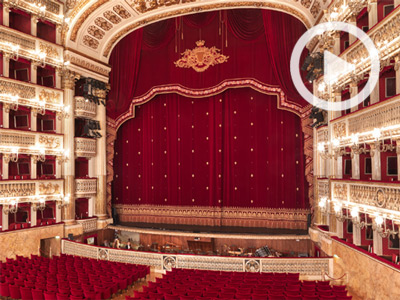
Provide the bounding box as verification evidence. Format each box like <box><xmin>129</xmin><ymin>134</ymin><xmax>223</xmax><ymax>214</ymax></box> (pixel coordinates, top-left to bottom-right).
<box><xmin>128</xmin><ymin>269</ymin><xmax>352</xmax><ymax>300</ymax></box>
<box><xmin>0</xmin><ymin>254</ymin><xmax>150</xmax><ymax>300</ymax></box>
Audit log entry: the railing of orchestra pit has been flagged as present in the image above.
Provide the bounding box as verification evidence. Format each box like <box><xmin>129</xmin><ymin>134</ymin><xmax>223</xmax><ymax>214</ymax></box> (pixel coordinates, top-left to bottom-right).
<box><xmin>75</xmin><ymin>137</ymin><xmax>97</xmax><ymax>158</ymax></box>
<box><xmin>62</xmin><ymin>240</ymin><xmax>332</xmax><ymax>277</ymax></box>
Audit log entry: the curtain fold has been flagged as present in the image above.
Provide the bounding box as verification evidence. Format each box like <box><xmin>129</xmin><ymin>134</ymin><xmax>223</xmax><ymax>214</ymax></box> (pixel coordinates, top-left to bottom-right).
<box><xmin>227</xmin><ymin>9</ymin><xmax>264</xmax><ymax>41</ymax></box>
<box><xmin>107</xmin><ymin>28</ymin><xmax>143</xmax><ymax>120</ymax></box>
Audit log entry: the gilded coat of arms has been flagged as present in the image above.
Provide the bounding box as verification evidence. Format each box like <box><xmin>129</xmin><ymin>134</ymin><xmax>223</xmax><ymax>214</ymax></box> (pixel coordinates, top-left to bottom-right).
<box><xmin>174</xmin><ymin>40</ymin><xmax>229</xmax><ymax>72</ymax></box>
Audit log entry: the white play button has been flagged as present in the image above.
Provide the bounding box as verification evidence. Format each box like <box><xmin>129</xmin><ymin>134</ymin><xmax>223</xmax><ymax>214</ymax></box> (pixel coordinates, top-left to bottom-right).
<box><xmin>323</xmin><ymin>50</ymin><xmax>355</xmax><ymax>85</ymax></box>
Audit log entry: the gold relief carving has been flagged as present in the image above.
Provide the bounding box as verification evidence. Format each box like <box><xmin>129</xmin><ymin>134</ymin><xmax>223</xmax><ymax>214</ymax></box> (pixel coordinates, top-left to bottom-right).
<box><xmin>375</xmin><ymin>189</ymin><xmax>386</xmax><ymax>207</ymax></box>
<box><xmin>95</xmin><ymin>17</ymin><xmax>113</xmax><ymax>31</ymax></box>
<box><xmin>174</xmin><ymin>40</ymin><xmax>229</xmax><ymax>72</ymax></box>
<box><xmin>61</xmin><ymin>70</ymin><xmax>80</xmax><ymax>90</ymax></box>
<box><xmin>104</xmin><ymin>11</ymin><xmax>122</xmax><ymax>24</ymax></box>
<box><xmin>103</xmin><ymin>2</ymin><xmax>312</xmax><ymax>57</ymax></box>
<box><xmin>301</xmin><ymin>0</ymin><xmax>312</xmax><ymax>9</ymax></box>
<box><xmin>0</xmin><ymin>182</ymin><xmax>35</xmax><ymax>197</ymax></box>
<box><xmin>0</xmin><ymin>80</ymin><xmax>35</xmax><ymax>99</ymax></box>
<box><xmin>70</xmin><ymin>0</ymin><xmax>109</xmax><ymax>42</ymax></box>
<box><xmin>39</xmin><ymin>42</ymin><xmax>59</xmax><ymax>58</ymax></box>
<box><xmin>310</xmin><ymin>1</ymin><xmax>321</xmax><ymax>18</ymax></box>
<box><xmin>38</xmin><ymin>183</ymin><xmax>60</xmax><ymax>195</ymax></box>
<box><xmin>38</xmin><ymin>89</ymin><xmax>61</xmax><ymax>104</ymax></box>
<box><xmin>88</xmin><ymin>25</ymin><xmax>105</xmax><ymax>39</ymax></box>
<box><xmin>245</xmin><ymin>259</ymin><xmax>260</xmax><ymax>272</ymax></box>
<box><xmin>64</xmin><ymin>54</ymin><xmax>110</xmax><ymax>77</ymax></box>
<box><xmin>39</xmin><ymin>135</ymin><xmax>61</xmax><ymax>148</ymax></box>
<box><xmin>129</xmin><ymin>0</ymin><xmax>195</xmax><ymax>14</ymax></box>
<box><xmin>0</xmin><ymin>30</ymin><xmax>36</xmax><ymax>50</ymax></box>
<box><xmin>83</xmin><ymin>35</ymin><xmax>100</xmax><ymax>49</ymax></box>
<box><xmin>113</xmin><ymin>5</ymin><xmax>131</xmax><ymax>19</ymax></box>
<box><xmin>24</xmin><ymin>0</ymin><xmax>60</xmax><ymax>14</ymax></box>
<box><xmin>333</xmin><ymin>184</ymin><xmax>347</xmax><ymax>200</ymax></box>
<box><xmin>333</xmin><ymin>122</ymin><xmax>346</xmax><ymax>139</ymax></box>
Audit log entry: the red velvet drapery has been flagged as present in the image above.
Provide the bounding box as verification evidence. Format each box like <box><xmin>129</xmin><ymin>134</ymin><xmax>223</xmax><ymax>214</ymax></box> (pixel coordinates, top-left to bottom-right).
<box><xmin>108</xmin><ymin>9</ymin><xmax>312</xmax><ymax>228</ymax></box>
<box><xmin>113</xmin><ymin>88</ymin><xmax>307</xmax><ymax>209</ymax></box>
<box><xmin>107</xmin><ymin>9</ymin><xmax>309</xmax><ymax>122</ymax></box>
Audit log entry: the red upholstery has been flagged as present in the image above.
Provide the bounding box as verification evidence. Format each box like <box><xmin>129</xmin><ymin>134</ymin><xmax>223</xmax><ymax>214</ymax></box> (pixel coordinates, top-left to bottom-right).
<box><xmin>9</xmin><ymin>284</ymin><xmax>22</xmax><ymax>299</ymax></box>
<box><xmin>0</xmin><ymin>282</ymin><xmax>10</xmax><ymax>297</ymax></box>
<box><xmin>20</xmin><ymin>286</ymin><xmax>33</xmax><ymax>300</ymax></box>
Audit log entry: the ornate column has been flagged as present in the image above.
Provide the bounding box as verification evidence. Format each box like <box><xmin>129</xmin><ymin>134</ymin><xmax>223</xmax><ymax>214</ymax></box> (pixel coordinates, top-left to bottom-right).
<box><xmin>31</xmin><ymin>155</ymin><xmax>38</xmax><ymax>179</ymax></box>
<box><xmin>55</xmin><ymin>68</ymin><xmax>62</xmax><ymax>89</ymax></box>
<box><xmin>55</xmin><ymin>201</ymin><xmax>62</xmax><ymax>223</ymax></box>
<box><xmin>95</xmin><ymin>89</ymin><xmax>108</xmax><ymax>220</ymax></box>
<box><xmin>31</xmin><ymin>108</ymin><xmax>38</xmax><ymax>131</ymax></box>
<box><xmin>2</xmin><ymin>103</ymin><xmax>10</xmax><ymax>129</ymax></box>
<box><xmin>88</xmin><ymin>158</ymin><xmax>96</xmax><ymax>177</ymax></box>
<box><xmin>397</xmin><ymin>139</ymin><xmax>400</xmax><ymax>182</ymax></box>
<box><xmin>2</xmin><ymin>3</ymin><xmax>10</xmax><ymax>27</ymax></box>
<box><xmin>31</xmin><ymin>62</ymin><xmax>38</xmax><ymax>85</ymax></box>
<box><xmin>351</xmin><ymin>148</ymin><xmax>360</xmax><ymax>180</ymax></box>
<box><xmin>370</xmin><ymin>142</ymin><xmax>381</xmax><ymax>180</ymax></box>
<box><xmin>333</xmin><ymin>91</ymin><xmax>342</xmax><ymax>120</ymax></box>
<box><xmin>395</xmin><ymin>56</ymin><xmax>400</xmax><ymax>95</ymax></box>
<box><xmin>350</xmin><ymin>81</ymin><xmax>359</xmax><ymax>113</ymax></box>
<box><xmin>30</xmin><ymin>204</ymin><xmax>37</xmax><ymax>227</ymax></box>
<box><xmin>348</xmin><ymin>15</ymin><xmax>358</xmax><ymax>45</ymax></box>
<box><xmin>373</xmin><ymin>222</ymin><xmax>383</xmax><ymax>256</ymax></box>
<box><xmin>336</xmin><ymin>218</ymin><xmax>344</xmax><ymax>238</ymax></box>
<box><xmin>2</xmin><ymin>155</ymin><xmax>9</xmax><ymax>179</ymax></box>
<box><xmin>352</xmin><ymin>223</ymin><xmax>361</xmax><ymax>245</ymax></box>
<box><xmin>333</xmin><ymin>32</ymin><xmax>341</xmax><ymax>56</ymax></box>
<box><xmin>56</xmin><ymin>112</ymin><xmax>63</xmax><ymax>134</ymax></box>
<box><xmin>88</xmin><ymin>196</ymin><xmax>94</xmax><ymax>217</ymax></box>
<box><xmin>2</xmin><ymin>207</ymin><xmax>9</xmax><ymax>230</ymax></box>
<box><xmin>368</xmin><ymin>0</ymin><xmax>378</xmax><ymax>28</ymax></box>
<box><xmin>3</xmin><ymin>53</ymin><xmax>10</xmax><ymax>77</ymax></box>
<box><xmin>62</xmin><ymin>70</ymin><xmax>79</xmax><ymax>225</ymax></box>
<box><xmin>31</xmin><ymin>15</ymin><xmax>38</xmax><ymax>36</ymax></box>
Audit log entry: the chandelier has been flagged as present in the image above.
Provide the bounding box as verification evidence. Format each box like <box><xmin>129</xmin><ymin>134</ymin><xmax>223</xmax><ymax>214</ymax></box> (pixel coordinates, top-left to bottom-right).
<box><xmin>4</xmin><ymin>200</ymin><xmax>18</xmax><ymax>214</ymax></box>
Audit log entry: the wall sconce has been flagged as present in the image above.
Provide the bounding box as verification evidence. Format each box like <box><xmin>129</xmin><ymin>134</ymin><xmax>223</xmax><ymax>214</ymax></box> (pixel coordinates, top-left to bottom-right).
<box><xmin>373</xmin><ymin>215</ymin><xmax>398</xmax><ymax>238</ymax></box>
<box><xmin>9</xmin><ymin>148</ymin><xmax>19</xmax><ymax>163</ymax></box>
<box><xmin>57</xmin><ymin>194</ymin><xmax>70</xmax><ymax>208</ymax></box>
<box><xmin>3</xmin><ymin>199</ymin><xmax>18</xmax><ymax>214</ymax></box>
<box><xmin>319</xmin><ymin>197</ymin><xmax>328</xmax><ymax>214</ymax></box>
<box><xmin>350</xmin><ymin>134</ymin><xmax>368</xmax><ymax>156</ymax></box>
<box><xmin>350</xmin><ymin>207</ymin><xmax>368</xmax><ymax>229</ymax></box>
<box><xmin>10</xmin><ymin>44</ymin><xmax>20</xmax><ymax>61</ymax></box>
<box><xmin>38</xmin><ymin>51</ymin><xmax>47</xmax><ymax>68</ymax></box>
<box><xmin>334</xmin><ymin>202</ymin><xmax>346</xmax><ymax>222</ymax></box>
<box><xmin>57</xmin><ymin>104</ymin><xmax>70</xmax><ymax>120</ymax></box>
<box><xmin>318</xmin><ymin>143</ymin><xmax>334</xmax><ymax>160</ymax></box>
<box><xmin>33</xmin><ymin>149</ymin><xmax>46</xmax><ymax>163</ymax></box>
<box><xmin>33</xmin><ymin>198</ymin><xmax>46</xmax><ymax>211</ymax></box>
<box><xmin>57</xmin><ymin>149</ymin><xmax>69</xmax><ymax>165</ymax></box>
<box><xmin>10</xmin><ymin>95</ymin><xmax>19</xmax><ymax>111</ymax></box>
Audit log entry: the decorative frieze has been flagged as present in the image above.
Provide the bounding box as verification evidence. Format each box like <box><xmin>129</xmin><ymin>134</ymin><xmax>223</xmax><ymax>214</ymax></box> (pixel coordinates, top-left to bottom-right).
<box><xmin>75</xmin><ymin>96</ymin><xmax>97</xmax><ymax>119</ymax></box>
<box><xmin>75</xmin><ymin>178</ymin><xmax>97</xmax><ymax>196</ymax></box>
<box><xmin>61</xmin><ymin>240</ymin><xmax>332</xmax><ymax>277</ymax></box>
<box><xmin>0</xmin><ymin>26</ymin><xmax>63</xmax><ymax>67</ymax></box>
<box><xmin>4</xmin><ymin>0</ymin><xmax>64</xmax><ymax>24</ymax></box>
<box><xmin>318</xmin><ymin>179</ymin><xmax>329</xmax><ymax>199</ymax></box>
<box><xmin>0</xmin><ymin>179</ymin><xmax>64</xmax><ymax>204</ymax></box>
<box><xmin>0</xmin><ymin>77</ymin><xmax>63</xmax><ymax>112</ymax></box>
<box><xmin>0</xmin><ymin>129</ymin><xmax>64</xmax><ymax>156</ymax></box>
<box><xmin>316</xmin><ymin>127</ymin><xmax>328</xmax><ymax>144</ymax></box>
<box><xmin>75</xmin><ymin>137</ymin><xmax>97</xmax><ymax>158</ymax></box>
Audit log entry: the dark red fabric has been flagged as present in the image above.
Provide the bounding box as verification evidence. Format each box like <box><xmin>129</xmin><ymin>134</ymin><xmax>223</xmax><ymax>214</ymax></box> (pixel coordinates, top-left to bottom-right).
<box><xmin>75</xmin><ymin>198</ymin><xmax>89</xmax><ymax>219</ymax></box>
<box><xmin>112</xmin><ymin>88</ymin><xmax>306</xmax><ymax>209</ymax></box>
<box><xmin>107</xmin><ymin>9</ymin><xmax>308</xmax><ymax>121</ymax></box>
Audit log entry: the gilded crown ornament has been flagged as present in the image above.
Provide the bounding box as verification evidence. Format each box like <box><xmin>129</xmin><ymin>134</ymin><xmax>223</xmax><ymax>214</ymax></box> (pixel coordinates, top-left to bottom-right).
<box><xmin>174</xmin><ymin>40</ymin><xmax>229</xmax><ymax>72</ymax></box>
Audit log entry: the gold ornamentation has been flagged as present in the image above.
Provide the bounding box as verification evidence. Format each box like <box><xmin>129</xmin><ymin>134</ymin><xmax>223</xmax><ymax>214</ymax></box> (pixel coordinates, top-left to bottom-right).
<box><xmin>113</xmin><ymin>5</ymin><xmax>131</xmax><ymax>19</ymax></box>
<box><xmin>163</xmin><ymin>256</ymin><xmax>176</xmax><ymax>271</ymax></box>
<box><xmin>83</xmin><ymin>35</ymin><xmax>100</xmax><ymax>49</ymax></box>
<box><xmin>301</xmin><ymin>0</ymin><xmax>312</xmax><ymax>9</ymax></box>
<box><xmin>64</xmin><ymin>53</ymin><xmax>110</xmax><ymax>77</ymax></box>
<box><xmin>95</xmin><ymin>17</ymin><xmax>113</xmax><ymax>31</ymax></box>
<box><xmin>39</xmin><ymin>183</ymin><xmax>60</xmax><ymax>195</ymax></box>
<box><xmin>375</xmin><ymin>189</ymin><xmax>386</xmax><ymax>208</ymax></box>
<box><xmin>245</xmin><ymin>259</ymin><xmax>260</xmax><ymax>272</ymax></box>
<box><xmin>88</xmin><ymin>25</ymin><xmax>105</xmax><ymax>39</ymax></box>
<box><xmin>38</xmin><ymin>89</ymin><xmax>61</xmax><ymax>104</ymax></box>
<box><xmin>174</xmin><ymin>40</ymin><xmax>229</xmax><ymax>72</ymax></box>
<box><xmin>39</xmin><ymin>135</ymin><xmax>61</xmax><ymax>148</ymax></box>
<box><xmin>310</xmin><ymin>1</ymin><xmax>321</xmax><ymax>18</ymax></box>
<box><xmin>104</xmin><ymin>11</ymin><xmax>121</xmax><ymax>24</ymax></box>
<box><xmin>39</xmin><ymin>42</ymin><xmax>59</xmax><ymax>58</ymax></box>
<box><xmin>332</xmin><ymin>122</ymin><xmax>346</xmax><ymax>139</ymax></box>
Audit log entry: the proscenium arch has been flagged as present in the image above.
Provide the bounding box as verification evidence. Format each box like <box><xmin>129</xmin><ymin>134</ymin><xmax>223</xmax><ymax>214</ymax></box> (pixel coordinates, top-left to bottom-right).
<box><xmin>66</xmin><ymin>0</ymin><xmax>328</xmax><ymax>64</ymax></box>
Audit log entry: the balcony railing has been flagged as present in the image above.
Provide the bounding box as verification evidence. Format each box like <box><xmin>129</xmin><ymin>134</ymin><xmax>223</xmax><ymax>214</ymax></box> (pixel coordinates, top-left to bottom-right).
<box><xmin>0</xmin><ymin>179</ymin><xmax>64</xmax><ymax>204</ymax></box>
<box><xmin>74</xmin><ymin>96</ymin><xmax>97</xmax><ymax>119</ymax></box>
<box><xmin>330</xmin><ymin>179</ymin><xmax>400</xmax><ymax>214</ymax></box>
<box><xmin>0</xmin><ymin>25</ymin><xmax>64</xmax><ymax>68</ymax></box>
<box><xmin>75</xmin><ymin>137</ymin><xmax>97</xmax><ymax>158</ymax></box>
<box><xmin>316</xmin><ymin>126</ymin><xmax>328</xmax><ymax>145</ymax></box>
<box><xmin>0</xmin><ymin>128</ymin><xmax>64</xmax><ymax>156</ymax></box>
<box><xmin>3</xmin><ymin>0</ymin><xmax>64</xmax><ymax>25</ymax></box>
<box><xmin>330</xmin><ymin>95</ymin><xmax>400</xmax><ymax>147</ymax></box>
<box><xmin>317</xmin><ymin>178</ymin><xmax>329</xmax><ymax>199</ymax></box>
<box><xmin>0</xmin><ymin>76</ymin><xmax>63</xmax><ymax>112</ymax></box>
<box><xmin>76</xmin><ymin>218</ymin><xmax>98</xmax><ymax>233</ymax></box>
<box><xmin>75</xmin><ymin>178</ymin><xmax>97</xmax><ymax>197</ymax></box>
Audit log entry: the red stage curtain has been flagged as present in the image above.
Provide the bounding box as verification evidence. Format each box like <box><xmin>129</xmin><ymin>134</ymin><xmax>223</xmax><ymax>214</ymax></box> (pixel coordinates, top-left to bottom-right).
<box><xmin>112</xmin><ymin>88</ymin><xmax>306</xmax><ymax>209</ymax></box>
<box><xmin>107</xmin><ymin>9</ymin><xmax>308</xmax><ymax>121</ymax></box>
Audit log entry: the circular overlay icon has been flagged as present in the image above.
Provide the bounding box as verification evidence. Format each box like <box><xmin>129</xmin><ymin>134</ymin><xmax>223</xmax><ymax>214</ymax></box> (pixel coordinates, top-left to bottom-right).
<box><xmin>290</xmin><ymin>21</ymin><xmax>380</xmax><ymax>112</ymax></box>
